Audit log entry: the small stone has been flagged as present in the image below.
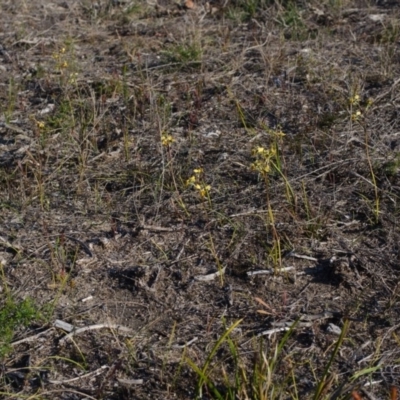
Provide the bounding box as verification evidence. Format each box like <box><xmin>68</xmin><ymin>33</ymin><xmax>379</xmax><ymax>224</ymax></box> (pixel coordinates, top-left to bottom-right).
<box><xmin>327</xmin><ymin>323</ymin><xmax>342</xmax><ymax>336</ymax></box>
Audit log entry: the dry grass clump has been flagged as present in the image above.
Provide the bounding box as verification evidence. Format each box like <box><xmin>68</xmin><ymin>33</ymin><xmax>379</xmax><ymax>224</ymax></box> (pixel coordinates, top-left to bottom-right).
<box><xmin>1</xmin><ymin>0</ymin><xmax>400</xmax><ymax>398</ymax></box>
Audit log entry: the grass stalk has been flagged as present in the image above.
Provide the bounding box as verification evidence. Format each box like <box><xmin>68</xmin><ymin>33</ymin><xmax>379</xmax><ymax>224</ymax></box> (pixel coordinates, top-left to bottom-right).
<box><xmin>186</xmin><ymin>318</ymin><xmax>243</xmax><ymax>399</ymax></box>
<box><xmin>362</xmin><ymin>125</ymin><xmax>380</xmax><ymax>224</ymax></box>
<box><xmin>313</xmin><ymin>319</ymin><xmax>350</xmax><ymax>400</ymax></box>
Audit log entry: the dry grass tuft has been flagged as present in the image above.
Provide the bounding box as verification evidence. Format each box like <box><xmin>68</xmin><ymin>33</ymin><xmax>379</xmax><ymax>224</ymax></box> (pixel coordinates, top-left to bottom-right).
<box><xmin>1</xmin><ymin>0</ymin><xmax>400</xmax><ymax>398</ymax></box>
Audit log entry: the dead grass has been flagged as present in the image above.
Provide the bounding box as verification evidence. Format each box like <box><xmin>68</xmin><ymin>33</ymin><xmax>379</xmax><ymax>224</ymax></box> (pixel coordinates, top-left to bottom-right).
<box><xmin>1</xmin><ymin>0</ymin><xmax>400</xmax><ymax>398</ymax></box>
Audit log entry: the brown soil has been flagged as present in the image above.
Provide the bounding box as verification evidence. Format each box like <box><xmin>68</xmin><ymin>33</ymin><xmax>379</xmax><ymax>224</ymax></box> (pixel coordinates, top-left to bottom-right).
<box><xmin>1</xmin><ymin>0</ymin><xmax>400</xmax><ymax>399</ymax></box>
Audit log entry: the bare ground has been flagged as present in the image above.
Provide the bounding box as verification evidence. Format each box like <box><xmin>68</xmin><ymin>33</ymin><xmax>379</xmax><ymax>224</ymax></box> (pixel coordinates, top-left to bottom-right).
<box><xmin>1</xmin><ymin>0</ymin><xmax>400</xmax><ymax>399</ymax></box>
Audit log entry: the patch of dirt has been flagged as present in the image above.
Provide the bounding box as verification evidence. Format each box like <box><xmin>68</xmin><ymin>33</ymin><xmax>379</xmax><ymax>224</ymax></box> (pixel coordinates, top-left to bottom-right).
<box><xmin>1</xmin><ymin>0</ymin><xmax>400</xmax><ymax>398</ymax></box>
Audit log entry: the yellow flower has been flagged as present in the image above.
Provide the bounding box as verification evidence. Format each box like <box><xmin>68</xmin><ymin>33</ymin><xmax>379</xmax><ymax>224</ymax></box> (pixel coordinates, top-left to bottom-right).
<box><xmin>186</xmin><ymin>175</ymin><xmax>196</xmax><ymax>186</ymax></box>
<box><xmin>262</xmin><ymin>164</ymin><xmax>270</xmax><ymax>174</ymax></box>
<box><xmin>252</xmin><ymin>161</ymin><xmax>270</xmax><ymax>174</ymax></box>
<box><xmin>253</xmin><ymin>146</ymin><xmax>266</xmax><ymax>156</ymax></box>
<box><xmin>275</xmin><ymin>128</ymin><xmax>285</xmax><ymax>138</ymax></box>
<box><xmin>193</xmin><ymin>168</ymin><xmax>203</xmax><ymax>174</ymax></box>
<box><xmin>36</xmin><ymin>121</ymin><xmax>45</xmax><ymax>129</ymax></box>
<box><xmin>269</xmin><ymin>147</ymin><xmax>276</xmax><ymax>157</ymax></box>
<box><xmin>161</xmin><ymin>133</ymin><xmax>175</xmax><ymax>146</ymax></box>
<box><xmin>198</xmin><ymin>185</ymin><xmax>211</xmax><ymax>199</ymax></box>
<box><xmin>352</xmin><ymin>110</ymin><xmax>362</xmax><ymax>121</ymax></box>
<box><xmin>350</xmin><ymin>94</ymin><xmax>360</xmax><ymax>105</ymax></box>
<box><xmin>251</xmin><ymin>144</ymin><xmax>276</xmax><ymax>176</ymax></box>
<box><xmin>69</xmin><ymin>72</ymin><xmax>78</xmax><ymax>84</ymax></box>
